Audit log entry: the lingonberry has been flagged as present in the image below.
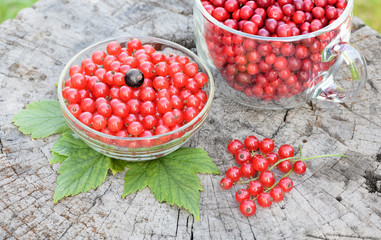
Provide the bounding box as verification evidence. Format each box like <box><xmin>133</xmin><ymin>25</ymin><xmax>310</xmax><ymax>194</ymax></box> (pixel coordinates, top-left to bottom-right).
<box><xmin>240</xmin><ymin>199</ymin><xmax>256</xmax><ymax>217</ymax></box>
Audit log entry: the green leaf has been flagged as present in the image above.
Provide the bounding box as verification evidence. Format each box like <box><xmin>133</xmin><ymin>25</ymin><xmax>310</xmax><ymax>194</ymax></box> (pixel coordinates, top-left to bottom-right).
<box><xmin>110</xmin><ymin>158</ymin><xmax>129</xmax><ymax>175</ymax></box>
<box><xmin>53</xmin><ymin>149</ymin><xmax>111</xmax><ymax>203</ymax></box>
<box><xmin>123</xmin><ymin>148</ymin><xmax>219</xmax><ymax>220</ymax></box>
<box><xmin>51</xmin><ymin>131</ymin><xmax>89</xmax><ymax>157</ymax></box>
<box><xmin>163</xmin><ymin>148</ymin><xmax>220</xmax><ymax>174</ymax></box>
<box><xmin>50</xmin><ymin>152</ymin><xmax>67</xmax><ymax>164</ymax></box>
<box><xmin>12</xmin><ymin>100</ymin><xmax>69</xmax><ymax>139</ymax></box>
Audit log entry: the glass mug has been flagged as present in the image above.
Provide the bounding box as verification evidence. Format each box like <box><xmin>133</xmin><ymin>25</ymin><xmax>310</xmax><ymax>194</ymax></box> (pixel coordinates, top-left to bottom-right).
<box><xmin>193</xmin><ymin>0</ymin><xmax>367</xmax><ymax>109</ymax></box>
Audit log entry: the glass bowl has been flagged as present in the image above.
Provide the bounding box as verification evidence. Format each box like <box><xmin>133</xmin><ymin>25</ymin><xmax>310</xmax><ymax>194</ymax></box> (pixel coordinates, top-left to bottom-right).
<box><xmin>193</xmin><ymin>0</ymin><xmax>367</xmax><ymax>109</ymax></box>
<box><xmin>58</xmin><ymin>36</ymin><xmax>214</xmax><ymax>161</ymax></box>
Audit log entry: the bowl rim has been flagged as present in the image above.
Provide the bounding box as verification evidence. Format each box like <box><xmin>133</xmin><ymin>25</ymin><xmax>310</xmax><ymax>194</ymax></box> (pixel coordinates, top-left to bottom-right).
<box><xmin>194</xmin><ymin>0</ymin><xmax>353</xmax><ymax>42</ymax></box>
<box><xmin>58</xmin><ymin>36</ymin><xmax>215</xmax><ymax>142</ymax></box>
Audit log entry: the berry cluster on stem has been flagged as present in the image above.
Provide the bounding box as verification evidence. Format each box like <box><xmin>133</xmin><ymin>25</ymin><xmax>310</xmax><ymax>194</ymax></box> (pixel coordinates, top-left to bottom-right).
<box><xmin>220</xmin><ymin>135</ymin><xmax>347</xmax><ymax>217</ymax></box>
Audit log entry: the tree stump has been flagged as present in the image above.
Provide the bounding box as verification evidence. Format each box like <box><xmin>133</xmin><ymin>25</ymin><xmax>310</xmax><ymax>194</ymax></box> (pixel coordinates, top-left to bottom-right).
<box><xmin>1</xmin><ymin>0</ymin><xmax>380</xmax><ymax>239</ymax></box>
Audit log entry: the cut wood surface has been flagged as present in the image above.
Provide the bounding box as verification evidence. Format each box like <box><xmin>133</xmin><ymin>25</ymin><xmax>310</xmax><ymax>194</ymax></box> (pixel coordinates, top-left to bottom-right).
<box><xmin>1</xmin><ymin>0</ymin><xmax>381</xmax><ymax>239</ymax></box>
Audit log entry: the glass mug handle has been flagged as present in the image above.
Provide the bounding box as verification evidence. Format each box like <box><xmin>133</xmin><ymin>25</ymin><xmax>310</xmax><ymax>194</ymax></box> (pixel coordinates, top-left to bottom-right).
<box><xmin>312</xmin><ymin>42</ymin><xmax>368</xmax><ymax>103</ymax></box>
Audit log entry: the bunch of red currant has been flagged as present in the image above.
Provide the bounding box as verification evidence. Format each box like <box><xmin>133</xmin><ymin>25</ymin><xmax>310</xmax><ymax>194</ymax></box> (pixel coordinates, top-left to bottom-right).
<box><xmin>200</xmin><ymin>0</ymin><xmax>347</xmax><ymax>101</ymax></box>
<box><xmin>62</xmin><ymin>38</ymin><xmax>209</xmax><ymax>147</ymax></box>
<box><xmin>221</xmin><ymin>136</ymin><xmax>311</xmax><ymax>217</ymax></box>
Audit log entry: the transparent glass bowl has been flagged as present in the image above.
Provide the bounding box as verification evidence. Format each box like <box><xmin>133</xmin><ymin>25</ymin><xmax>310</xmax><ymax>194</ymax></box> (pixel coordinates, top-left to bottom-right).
<box><xmin>57</xmin><ymin>36</ymin><xmax>214</xmax><ymax>161</ymax></box>
<box><xmin>193</xmin><ymin>0</ymin><xmax>367</xmax><ymax>109</ymax></box>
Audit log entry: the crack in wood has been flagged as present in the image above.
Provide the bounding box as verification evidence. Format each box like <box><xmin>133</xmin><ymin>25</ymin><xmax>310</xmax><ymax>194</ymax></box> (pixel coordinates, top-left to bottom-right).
<box><xmin>364</xmin><ymin>170</ymin><xmax>381</xmax><ymax>193</ymax></box>
<box><xmin>175</xmin><ymin>208</ymin><xmax>180</xmax><ymax>237</ymax></box>
<box><xmin>367</xmin><ymin>79</ymin><xmax>379</xmax><ymax>93</ymax></box>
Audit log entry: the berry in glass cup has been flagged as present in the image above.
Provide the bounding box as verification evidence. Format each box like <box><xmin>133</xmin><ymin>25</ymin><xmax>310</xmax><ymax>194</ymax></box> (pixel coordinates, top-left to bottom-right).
<box><xmin>62</xmin><ymin>38</ymin><xmax>210</xmax><ymax>148</ymax></box>
<box><xmin>197</xmin><ymin>0</ymin><xmax>348</xmax><ymax>104</ymax></box>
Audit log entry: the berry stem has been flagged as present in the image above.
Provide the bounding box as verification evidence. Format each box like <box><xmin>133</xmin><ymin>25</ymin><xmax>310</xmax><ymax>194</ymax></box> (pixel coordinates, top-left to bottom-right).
<box><xmin>268</xmin><ymin>154</ymin><xmax>348</xmax><ymax>171</ymax></box>
<box><xmin>236</xmin><ymin>176</ymin><xmax>259</xmax><ymax>184</ymax></box>
<box><xmin>299</xmin><ymin>145</ymin><xmax>302</xmax><ymax>158</ymax></box>
<box><xmin>264</xmin><ymin>169</ymin><xmax>293</xmax><ymax>193</ymax></box>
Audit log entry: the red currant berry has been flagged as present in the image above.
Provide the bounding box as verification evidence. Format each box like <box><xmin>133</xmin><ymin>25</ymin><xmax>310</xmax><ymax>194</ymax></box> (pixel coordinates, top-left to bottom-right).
<box><xmin>265</xmin><ymin>152</ymin><xmax>279</xmax><ymax>165</ymax></box>
<box><xmin>183</xmin><ymin>107</ymin><xmax>199</xmax><ymax>123</ymax></box>
<box><xmin>69</xmin><ymin>65</ymin><xmax>82</xmax><ymax>77</ymax></box>
<box><xmin>270</xmin><ymin>186</ymin><xmax>284</xmax><ymax>202</ymax></box>
<box><xmin>244</xmin><ymin>135</ymin><xmax>259</xmax><ymax>151</ymax></box>
<box><xmin>127</xmin><ymin>121</ymin><xmax>144</xmax><ymax>136</ymax></box>
<box><xmin>278</xmin><ymin>177</ymin><xmax>293</xmax><ymax>192</ymax></box>
<box><xmin>107</xmin><ymin>115</ymin><xmax>124</xmax><ymax>132</ymax></box>
<box><xmin>92</xmin><ymin>114</ymin><xmax>107</xmax><ymax>130</ymax></box>
<box><xmin>278</xmin><ymin>144</ymin><xmax>295</xmax><ymax>159</ymax></box>
<box><xmin>257</xmin><ymin>192</ymin><xmax>273</xmax><ymax>208</ymax></box>
<box><xmin>278</xmin><ymin>160</ymin><xmax>292</xmax><ymax>173</ymax></box>
<box><xmin>258</xmin><ymin>170</ymin><xmax>275</xmax><ymax>188</ymax></box>
<box><xmin>235</xmin><ymin>149</ymin><xmax>251</xmax><ymax>165</ymax></box>
<box><xmin>67</xmin><ymin>104</ymin><xmax>82</xmax><ymax>118</ymax></box>
<box><xmin>248</xmin><ymin>180</ymin><xmax>263</xmax><ymax>196</ymax></box>
<box><xmin>235</xmin><ymin>189</ymin><xmax>251</xmax><ymax>203</ymax></box>
<box><xmin>227</xmin><ymin>139</ymin><xmax>244</xmax><ymax>155</ymax></box>
<box><xmin>251</xmin><ymin>154</ymin><xmax>269</xmax><ymax>172</ymax></box>
<box><xmin>293</xmin><ymin>161</ymin><xmax>307</xmax><ymax>174</ymax></box>
<box><xmin>106</xmin><ymin>41</ymin><xmax>122</xmax><ymax>56</ymax></box>
<box><xmin>240</xmin><ymin>199</ymin><xmax>256</xmax><ymax>217</ymax></box>
<box><xmin>240</xmin><ymin>162</ymin><xmax>256</xmax><ymax>178</ymax></box>
<box><xmin>226</xmin><ymin>166</ymin><xmax>241</xmax><ymax>182</ymax></box>
<box><xmin>97</xmin><ymin>103</ymin><xmax>112</xmax><ymax>118</ymax></box>
<box><xmin>78</xmin><ymin>112</ymin><xmax>93</xmax><ymax>126</ymax></box>
<box><xmin>220</xmin><ymin>177</ymin><xmax>233</xmax><ymax>190</ymax></box>
<box><xmin>259</xmin><ymin>138</ymin><xmax>275</xmax><ymax>154</ymax></box>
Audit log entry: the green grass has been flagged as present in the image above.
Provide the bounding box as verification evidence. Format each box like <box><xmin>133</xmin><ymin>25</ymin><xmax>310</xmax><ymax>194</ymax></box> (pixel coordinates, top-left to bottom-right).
<box><xmin>0</xmin><ymin>0</ymin><xmax>380</xmax><ymax>32</ymax></box>
<box><xmin>354</xmin><ymin>0</ymin><xmax>381</xmax><ymax>33</ymax></box>
<box><xmin>0</xmin><ymin>0</ymin><xmax>38</xmax><ymax>23</ymax></box>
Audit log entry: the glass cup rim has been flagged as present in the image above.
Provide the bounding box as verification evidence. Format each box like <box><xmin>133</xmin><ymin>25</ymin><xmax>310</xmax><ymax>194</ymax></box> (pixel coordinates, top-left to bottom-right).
<box><xmin>57</xmin><ymin>36</ymin><xmax>215</xmax><ymax>141</ymax></box>
<box><xmin>194</xmin><ymin>0</ymin><xmax>353</xmax><ymax>42</ymax></box>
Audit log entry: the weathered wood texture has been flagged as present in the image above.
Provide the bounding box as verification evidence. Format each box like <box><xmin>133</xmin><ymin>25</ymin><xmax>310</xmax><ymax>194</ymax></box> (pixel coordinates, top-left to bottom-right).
<box><xmin>0</xmin><ymin>0</ymin><xmax>381</xmax><ymax>239</ymax></box>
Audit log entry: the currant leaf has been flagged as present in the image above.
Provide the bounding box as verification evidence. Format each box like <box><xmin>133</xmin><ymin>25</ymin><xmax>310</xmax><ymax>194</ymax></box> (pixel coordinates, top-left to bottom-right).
<box><xmin>50</xmin><ymin>152</ymin><xmax>67</xmax><ymax>164</ymax></box>
<box><xmin>53</xmin><ymin>148</ymin><xmax>111</xmax><ymax>203</ymax></box>
<box><xmin>110</xmin><ymin>158</ymin><xmax>129</xmax><ymax>175</ymax></box>
<box><xmin>122</xmin><ymin>147</ymin><xmax>219</xmax><ymax>220</ymax></box>
<box><xmin>51</xmin><ymin>131</ymin><xmax>89</xmax><ymax>157</ymax></box>
<box><xmin>12</xmin><ymin>100</ymin><xmax>69</xmax><ymax>139</ymax></box>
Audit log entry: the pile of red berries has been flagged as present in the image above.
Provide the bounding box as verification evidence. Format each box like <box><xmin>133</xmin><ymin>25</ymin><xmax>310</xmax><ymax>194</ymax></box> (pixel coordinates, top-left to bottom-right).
<box><xmin>202</xmin><ymin>0</ymin><xmax>346</xmax><ymax>36</ymax></box>
<box><xmin>200</xmin><ymin>0</ymin><xmax>347</xmax><ymax>102</ymax></box>
<box><xmin>220</xmin><ymin>136</ymin><xmax>307</xmax><ymax>217</ymax></box>
<box><xmin>62</xmin><ymin>38</ymin><xmax>209</xmax><ymax>147</ymax></box>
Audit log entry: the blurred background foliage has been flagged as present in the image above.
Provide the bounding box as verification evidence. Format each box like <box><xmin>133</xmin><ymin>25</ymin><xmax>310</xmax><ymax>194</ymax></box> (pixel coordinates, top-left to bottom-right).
<box><xmin>0</xmin><ymin>0</ymin><xmax>380</xmax><ymax>32</ymax></box>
